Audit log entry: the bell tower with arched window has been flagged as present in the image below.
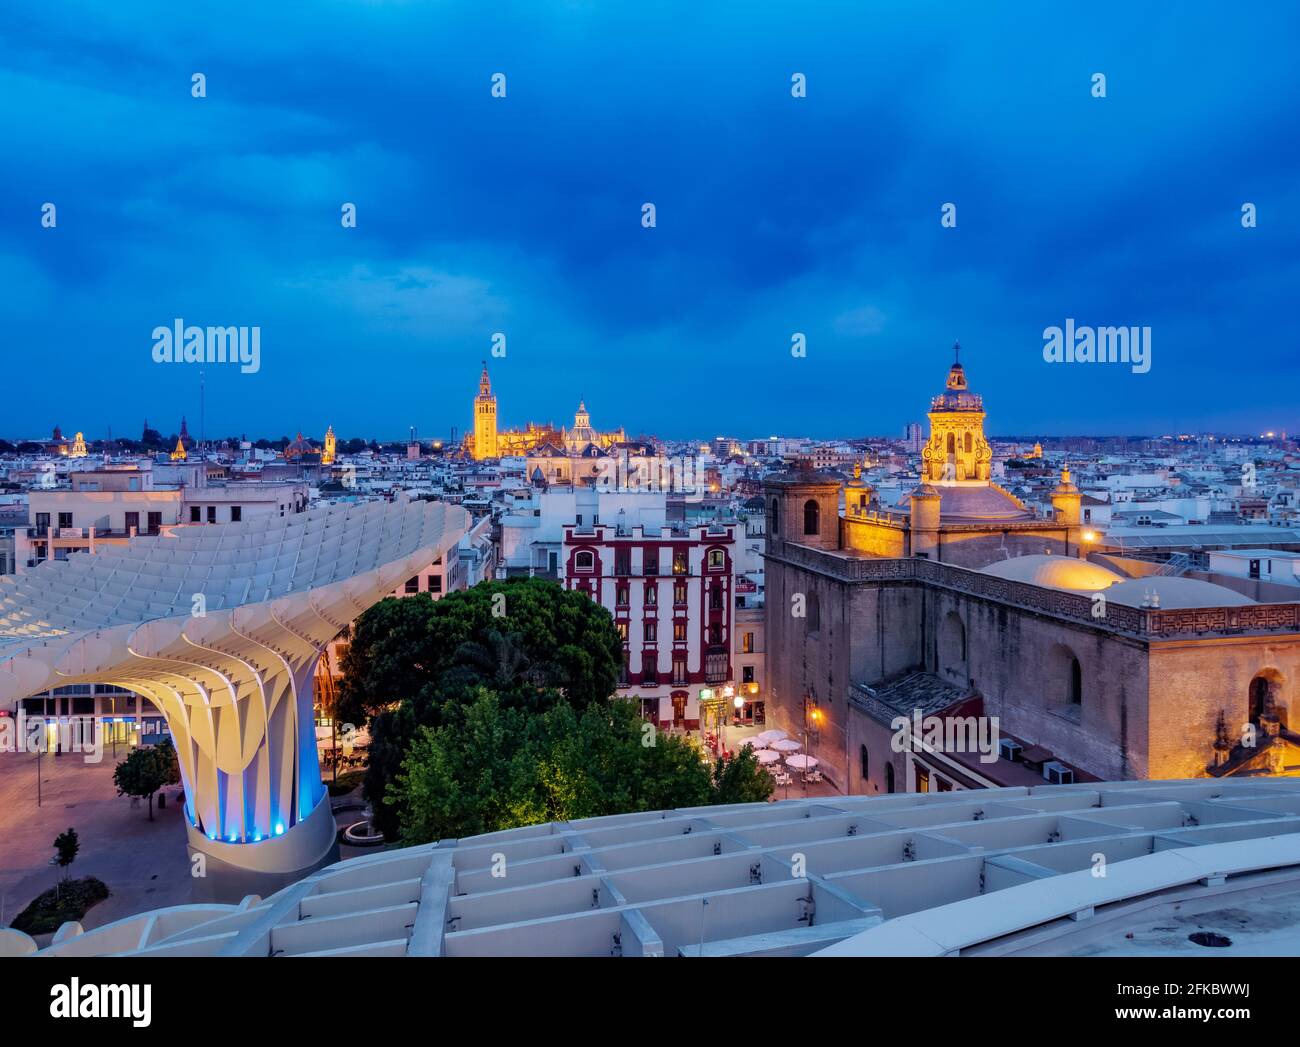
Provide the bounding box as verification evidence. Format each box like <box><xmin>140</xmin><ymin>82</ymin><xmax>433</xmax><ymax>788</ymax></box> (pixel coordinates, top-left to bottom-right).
<box><xmin>472</xmin><ymin>362</ymin><xmax>498</xmax><ymax>460</ymax></box>
<box><xmin>921</xmin><ymin>344</ymin><xmax>992</xmax><ymax>484</ymax></box>
<box><xmin>763</xmin><ymin>460</ymin><xmax>842</xmax><ymax>553</ymax></box>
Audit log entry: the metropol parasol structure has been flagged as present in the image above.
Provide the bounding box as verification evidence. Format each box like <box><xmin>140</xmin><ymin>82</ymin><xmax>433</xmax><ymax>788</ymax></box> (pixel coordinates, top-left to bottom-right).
<box><xmin>0</xmin><ymin>498</ymin><xmax>467</xmax><ymax>896</ymax></box>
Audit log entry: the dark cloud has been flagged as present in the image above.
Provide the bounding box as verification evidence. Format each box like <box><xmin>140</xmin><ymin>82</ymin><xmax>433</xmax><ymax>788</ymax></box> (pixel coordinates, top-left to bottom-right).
<box><xmin>1</xmin><ymin>0</ymin><xmax>1296</xmax><ymax>439</ymax></box>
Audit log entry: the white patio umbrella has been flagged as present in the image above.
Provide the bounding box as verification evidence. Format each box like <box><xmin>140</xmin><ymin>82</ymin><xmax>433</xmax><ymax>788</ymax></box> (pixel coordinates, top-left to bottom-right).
<box><xmin>740</xmin><ymin>737</ymin><xmax>766</xmax><ymax>749</ymax></box>
<box><xmin>757</xmin><ymin>729</ymin><xmax>788</xmax><ymax>744</ymax></box>
<box><xmin>754</xmin><ymin>749</ymin><xmax>781</xmax><ymax>765</ymax></box>
<box><xmin>771</xmin><ymin>738</ymin><xmax>802</xmax><ymax>753</ymax></box>
<box><xmin>785</xmin><ymin>754</ymin><xmax>819</xmax><ymax>770</ymax></box>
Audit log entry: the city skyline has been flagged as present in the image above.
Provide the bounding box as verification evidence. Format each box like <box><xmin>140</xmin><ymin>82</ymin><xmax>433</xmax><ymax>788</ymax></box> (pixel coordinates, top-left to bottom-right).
<box><xmin>3</xmin><ymin>1</ymin><xmax>1298</xmax><ymax>438</ymax></box>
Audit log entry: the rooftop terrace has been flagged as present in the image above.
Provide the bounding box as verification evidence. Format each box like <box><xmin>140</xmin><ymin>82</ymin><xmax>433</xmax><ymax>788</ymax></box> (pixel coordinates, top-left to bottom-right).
<box><xmin>15</xmin><ymin>780</ymin><xmax>1300</xmax><ymax>958</ymax></box>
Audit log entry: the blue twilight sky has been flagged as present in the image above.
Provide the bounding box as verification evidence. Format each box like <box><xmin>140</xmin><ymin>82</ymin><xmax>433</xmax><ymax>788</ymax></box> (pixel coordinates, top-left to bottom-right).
<box><xmin>2</xmin><ymin>1</ymin><xmax>1298</xmax><ymax>442</ymax></box>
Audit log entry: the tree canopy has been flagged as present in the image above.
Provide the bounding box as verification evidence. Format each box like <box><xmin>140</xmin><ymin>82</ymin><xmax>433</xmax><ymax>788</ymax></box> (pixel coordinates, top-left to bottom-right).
<box><xmin>387</xmin><ymin>690</ymin><xmax>772</xmax><ymax>845</ymax></box>
<box><xmin>112</xmin><ymin>738</ymin><xmax>181</xmax><ymax>820</ymax></box>
<box><xmin>54</xmin><ymin>827</ymin><xmax>79</xmax><ymax>881</ymax></box>
<box><xmin>339</xmin><ymin>578</ymin><xmax>624</xmax><ymax>837</ymax></box>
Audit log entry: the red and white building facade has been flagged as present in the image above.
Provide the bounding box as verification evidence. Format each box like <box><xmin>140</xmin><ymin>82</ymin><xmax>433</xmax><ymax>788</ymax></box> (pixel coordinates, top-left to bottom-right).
<box><xmin>564</xmin><ymin>521</ymin><xmax>736</xmax><ymax>729</ymax></box>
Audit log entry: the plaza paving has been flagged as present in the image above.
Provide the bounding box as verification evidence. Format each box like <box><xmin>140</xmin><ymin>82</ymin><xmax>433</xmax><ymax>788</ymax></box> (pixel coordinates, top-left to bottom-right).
<box><xmin>0</xmin><ymin>747</ymin><xmax>193</xmax><ymax>941</ymax></box>
<box><xmin>0</xmin><ymin>746</ymin><xmax>378</xmax><ymax>942</ymax></box>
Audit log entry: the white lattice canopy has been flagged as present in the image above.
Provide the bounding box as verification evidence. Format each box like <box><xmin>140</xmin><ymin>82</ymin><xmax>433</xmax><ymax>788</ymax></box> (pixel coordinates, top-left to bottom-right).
<box><xmin>0</xmin><ymin>498</ymin><xmax>467</xmax><ymax>874</ymax></box>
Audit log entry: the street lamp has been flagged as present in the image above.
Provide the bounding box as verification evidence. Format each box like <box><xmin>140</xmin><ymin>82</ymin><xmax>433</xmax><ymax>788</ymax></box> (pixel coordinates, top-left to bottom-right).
<box><xmin>802</xmin><ymin>698</ymin><xmax>823</xmax><ymax>794</ymax></box>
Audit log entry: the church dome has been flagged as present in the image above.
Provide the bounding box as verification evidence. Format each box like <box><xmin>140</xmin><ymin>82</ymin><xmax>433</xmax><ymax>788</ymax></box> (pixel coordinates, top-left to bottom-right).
<box><xmin>982</xmin><ymin>554</ymin><xmax>1123</xmax><ymax>592</ymax></box>
<box><xmin>1104</xmin><ymin>577</ymin><xmax>1257</xmax><ymax>609</ymax></box>
<box><xmin>899</xmin><ymin>483</ymin><xmax>1034</xmax><ymax>522</ymax></box>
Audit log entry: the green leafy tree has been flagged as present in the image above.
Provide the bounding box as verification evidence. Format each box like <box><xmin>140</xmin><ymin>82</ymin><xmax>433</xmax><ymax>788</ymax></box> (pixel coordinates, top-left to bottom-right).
<box><xmin>711</xmin><ymin>747</ymin><xmax>776</xmax><ymax>805</ymax></box>
<box><xmin>113</xmin><ymin>738</ymin><xmax>181</xmax><ymax>820</ymax></box>
<box><xmin>341</xmin><ymin>579</ymin><xmax>623</xmax><ymax>838</ymax></box>
<box><xmin>53</xmin><ymin>827</ymin><xmax>79</xmax><ymax>897</ymax></box>
<box><xmin>388</xmin><ymin>690</ymin><xmax>757</xmax><ymax>846</ymax></box>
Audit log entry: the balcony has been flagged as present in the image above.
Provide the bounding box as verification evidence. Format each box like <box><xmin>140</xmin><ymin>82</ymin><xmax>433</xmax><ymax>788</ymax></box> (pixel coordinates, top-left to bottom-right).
<box><xmin>703</xmin><ymin>647</ymin><xmax>729</xmax><ymax>684</ymax></box>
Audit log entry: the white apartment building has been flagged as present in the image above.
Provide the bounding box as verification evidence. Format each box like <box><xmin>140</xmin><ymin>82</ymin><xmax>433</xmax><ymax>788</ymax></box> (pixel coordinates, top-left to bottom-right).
<box><xmin>15</xmin><ymin>462</ymin><xmax>308</xmax><ymax>571</ymax></box>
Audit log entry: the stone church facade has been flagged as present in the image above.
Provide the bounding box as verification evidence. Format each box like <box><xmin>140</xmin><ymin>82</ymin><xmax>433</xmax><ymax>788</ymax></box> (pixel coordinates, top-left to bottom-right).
<box><xmin>764</xmin><ymin>352</ymin><xmax>1300</xmax><ymax>796</ymax></box>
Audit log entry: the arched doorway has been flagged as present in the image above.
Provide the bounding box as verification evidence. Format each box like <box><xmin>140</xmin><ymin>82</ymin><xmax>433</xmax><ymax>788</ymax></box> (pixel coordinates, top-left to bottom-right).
<box><xmin>1046</xmin><ymin>644</ymin><xmax>1083</xmax><ymax>710</ymax></box>
<box><xmin>938</xmin><ymin>611</ymin><xmax>967</xmax><ymax>680</ymax></box>
<box><xmin>1249</xmin><ymin>670</ymin><xmax>1285</xmax><ymax>727</ymax></box>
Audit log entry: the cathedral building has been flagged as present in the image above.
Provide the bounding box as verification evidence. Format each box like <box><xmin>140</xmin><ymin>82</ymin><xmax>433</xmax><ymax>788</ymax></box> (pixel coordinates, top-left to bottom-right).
<box><xmin>466</xmin><ymin>364</ymin><xmax>625</xmax><ymax>461</ymax></box>
<box><xmin>811</xmin><ymin>348</ymin><xmax>1083</xmax><ymax>564</ymax></box>
<box><xmin>764</xmin><ymin>346</ymin><xmax>1300</xmax><ymax>799</ymax></box>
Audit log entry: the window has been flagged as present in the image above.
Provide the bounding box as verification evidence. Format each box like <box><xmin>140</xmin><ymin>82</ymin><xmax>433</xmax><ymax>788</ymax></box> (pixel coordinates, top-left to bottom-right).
<box><xmin>405</xmin><ymin>576</ymin><xmax>419</xmax><ymax>594</ymax></box>
<box><xmin>673</xmin><ymin>549</ymin><xmax>688</xmax><ymax>575</ymax></box>
<box><xmin>190</xmin><ymin>506</ymin><xmax>202</xmax><ymax>523</ymax></box>
<box><xmin>644</xmin><ymin>550</ymin><xmax>658</xmax><ymax>575</ymax></box>
<box><xmin>860</xmin><ymin>744</ymin><xmax>869</xmax><ymax>780</ymax></box>
<box><xmin>615</xmin><ymin>550</ymin><xmax>631</xmax><ymax>576</ymax></box>
<box><xmin>916</xmin><ymin>765</ymin><xmax>930</xmax><ymax>793</ymax></box>
<box><xmin>803</xmin><ymin>499</ymin><xmax>819</xmax><ymax>536</ymax></box>
<box><xmin>770</xmin><ymin>499</ymin><xmax>779</xmax><ymax>534</ymax></box>
<box><xmin>147</xmin><ymin>512</ymin><xmax>162</xmax><ymax>534</ymax></box>
<box><xmin>645</xmin><ymin>621</ymin><xmax>657</xmax><ymax>642</ymax></box>
<box><xmin>1248</xmin><ymin>676</ymin><xmax>1268</xmax><ymax>723</ymax></box>
<box><xmin>709</xmin><ymin>624</ymin><xmax>722</xmax><ymax>645</ymax></box>
<box><xmin>704</xmin><ymin>648</ymin><xmax>728</xmax><ymax>683</ymax></box>
<box><xmin>708</xmin><ymin>549</ymin><xmax>724</xmax><ymax>569</ymax></box>
<box><xmin>673</xmin><ymin>622</ymin><xmax>687</xmax><ymax>642</ymax></box>
<box><xmin>124</xmin><ymin>512</ymin><xmax>139</xmax><ymax>534</ymax></box>
<box><xmin>643</xmin><ymin>662</ymin><xmax>658</xmax><ymax>686</ymax></box>
<box><xmin>575</xmin><ymin>550</ymin><xmax>595</xmax><ymax>571</ymax></box>
<box><xmin>645</xmin><ymin>585</ymin><xmax>657</xmax><ymax>606</ymax></box>
<box><xmin>617</xmin><ymin>622</ymin><xmax>628</xmax><ymax>642</ymax></box>
<box><xmin>672</xmin><ymin>655</ymin><xmax>688</xmax><ymax>686</ymax></box>
<box><xmin>231</xmin><ymin>505</ymin><xmax>242</xmax><ymax>522</ymax></box>
<box><xmin>617</xmin><ymin>586</ymin><xmax>629</xmax><ymax>606</ymax></box>
<box><xmin>742</xmin><ymin>665</ymin><xmax>755</xmax><ymax>684</ymax></box>
<box><xmin>805</xmin><ymin>592</ymin><xmax>820</xmax><ymax>632</ymax></box>
<box><xmin>1069</xmin><ymin>655</ymin><xmax>1082</xmax><ymax>705</ymax></box>
<box><xmin>427</xmin><ymin>575</ymin><xmax>442</xmax><ymax>593</ymax></box>
<box><xmin>58</xmin><ymin>512</ymin><xmax>73</xmax><ymax>529</ymax></box>
<box><xmin>885</xmin><ymin>763</ymin><xmax>895</xmax><ymax>793</ymax></box>
<box><xmin>206</xmin><ymin>506</ymin><xmax>216</xmax><ymax>524</ymax></box>
<box><xmin>742</xmin><ymin>632</ymin><xmax>754</xmax><ymax>654</ymax></box>
<box><xmin>673</xmin><ymin>583</ymin><xmax>687</xmax><ymax>605</ymax></box>
<box><xmin>936</xmin><ymin>776</ymin><xmax>952</xmax><ymax>792</ymax></box>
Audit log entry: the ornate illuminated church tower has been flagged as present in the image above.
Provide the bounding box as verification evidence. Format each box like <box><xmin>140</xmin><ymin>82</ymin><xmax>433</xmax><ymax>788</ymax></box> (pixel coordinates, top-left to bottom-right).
<box><xmin>321</xmin><ymin>425</ymin><xmax>337</xmax><ymax>465</ymax></box>
<box><xmin>472</xmin><ymin>362</ymin><xmax>498</xmax><ymax>460</ymax></box>
<box><xmin>921</xmin><ymin>344</ymin><xmax>993</xmax><ymax>484</ymax></box>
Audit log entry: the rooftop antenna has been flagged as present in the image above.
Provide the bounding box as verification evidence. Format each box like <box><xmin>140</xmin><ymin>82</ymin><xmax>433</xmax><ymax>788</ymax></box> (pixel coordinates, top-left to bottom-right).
<box><xmin>199</xmin><ymin>370</ymin><xmax>206</xmax><ymax>448</ymax></box>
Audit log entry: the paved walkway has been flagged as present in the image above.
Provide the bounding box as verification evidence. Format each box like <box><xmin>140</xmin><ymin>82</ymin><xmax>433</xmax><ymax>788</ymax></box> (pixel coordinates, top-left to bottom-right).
<box><xmin>0</xmin><ymin>748</ymin><xmax>192</xmax><ymax>940</ymax></box>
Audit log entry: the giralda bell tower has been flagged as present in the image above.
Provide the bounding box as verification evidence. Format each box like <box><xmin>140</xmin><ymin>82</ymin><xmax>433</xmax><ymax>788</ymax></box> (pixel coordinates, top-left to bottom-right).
<box><xmin>473</xmin><ymin>361</ymin><xmax>499</xmax><ymax>460</ymax></box>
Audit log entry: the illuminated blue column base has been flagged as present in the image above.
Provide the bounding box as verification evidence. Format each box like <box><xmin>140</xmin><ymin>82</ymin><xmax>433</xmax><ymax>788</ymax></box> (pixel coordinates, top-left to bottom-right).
<box><xmin>185</xmin><ymin>791</ymin><xmax>339</xmax><ymax>903</ymax></box>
